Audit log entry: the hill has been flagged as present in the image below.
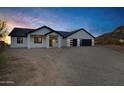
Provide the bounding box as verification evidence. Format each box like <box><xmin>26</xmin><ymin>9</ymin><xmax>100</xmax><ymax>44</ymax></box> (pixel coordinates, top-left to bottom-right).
<box><xmin>96</xmin><ymin>26</ymin><xmax>124</xmax><ymax>45</ymax></box>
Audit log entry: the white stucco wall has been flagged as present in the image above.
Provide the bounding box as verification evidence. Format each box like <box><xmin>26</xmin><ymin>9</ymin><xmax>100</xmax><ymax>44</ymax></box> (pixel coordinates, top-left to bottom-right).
<box><xmin>11</xmin><ymin>37</ymin><xmax>27</xmax><ymax>48</ymax></box>
<box><xmin>61</xmin><ymin>38</ymin><xmax>67</xmax><ymax>47</ymax></box>
<box><xmin>58</xmin><ymin>35</ymin><xmax>62</xmax><ymax>48</ymax></box>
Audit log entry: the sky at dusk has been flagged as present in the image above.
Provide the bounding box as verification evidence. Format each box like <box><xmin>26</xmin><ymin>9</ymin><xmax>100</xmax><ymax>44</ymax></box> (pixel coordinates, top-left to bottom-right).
<box><xmin>0</xmin><ymin>7</ymin><xmax>124</xmax><ymax>36</ymax></box>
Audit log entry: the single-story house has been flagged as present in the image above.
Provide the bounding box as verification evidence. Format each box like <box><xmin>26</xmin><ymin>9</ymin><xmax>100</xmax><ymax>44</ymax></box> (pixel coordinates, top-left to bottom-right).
<box><xmin>9</xmin><ymin>26</ymin><xmax>95</xmax><ymax>48</ymax></box>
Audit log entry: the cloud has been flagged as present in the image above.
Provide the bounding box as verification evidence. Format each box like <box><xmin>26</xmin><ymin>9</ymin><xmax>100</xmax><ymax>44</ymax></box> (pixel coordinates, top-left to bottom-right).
<box><xmin>0</xmin><ymin>11</ymin><xmax>59</xmax><ymax>32</ymax></box>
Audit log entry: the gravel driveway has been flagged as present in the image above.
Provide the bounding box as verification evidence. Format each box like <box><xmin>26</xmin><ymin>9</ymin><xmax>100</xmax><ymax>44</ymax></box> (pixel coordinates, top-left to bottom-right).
<box><xmin>1</xmin><ymin>47</ymin><xmax>124</xmax><ymax>85</ymax></box>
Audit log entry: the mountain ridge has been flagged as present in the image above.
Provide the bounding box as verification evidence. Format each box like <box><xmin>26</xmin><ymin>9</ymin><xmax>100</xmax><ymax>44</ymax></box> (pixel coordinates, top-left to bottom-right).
<box><xmin>96</xmin><ymin>26</ymin><xmax>124</xmax><ymax>45</ymax></box>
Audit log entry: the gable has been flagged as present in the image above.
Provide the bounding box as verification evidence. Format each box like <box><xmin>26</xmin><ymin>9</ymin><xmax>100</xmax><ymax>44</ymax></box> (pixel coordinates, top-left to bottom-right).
<box><xmin>29</xmin><ymin>28</ymin><xmax>51</xmax><ymax>35</ymax></box>
<box><xmin>67</xmin><ymin>30</ymin><xmax>94</xmax><ymax>39</ymax></box>
<box><xmin>48</xmin><ymin>32</ymin><xmax>60</xmax><ymax>36</ymax></box>
<box><xmin>45</xmin><ymin>31</ymin><xmax>65</xmax><ymax>37</ymax></box>
<box><xmin>49</xmin><ymin>32</ymin><xmax>61</xmax><ymax>36</ymax></box>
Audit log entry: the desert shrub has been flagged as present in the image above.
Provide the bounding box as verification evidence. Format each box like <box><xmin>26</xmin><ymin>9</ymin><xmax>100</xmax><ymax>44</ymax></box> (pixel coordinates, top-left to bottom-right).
<box><xmin>115</xmin><ymin>40</ymin><xmax>124</xmax><ymax>46</ymax></box>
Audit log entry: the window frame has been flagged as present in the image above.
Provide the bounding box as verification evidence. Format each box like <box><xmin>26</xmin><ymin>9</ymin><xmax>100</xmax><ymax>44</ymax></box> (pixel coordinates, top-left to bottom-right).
<box><xmin>17</xmin><ymin>37</ymin><xmax>23</xmax><ymax>44</ymax></box>
<box><xmin>34</xmin><ymin>36</ymin><xmax>42</xmax><ymax>44</ymax></box>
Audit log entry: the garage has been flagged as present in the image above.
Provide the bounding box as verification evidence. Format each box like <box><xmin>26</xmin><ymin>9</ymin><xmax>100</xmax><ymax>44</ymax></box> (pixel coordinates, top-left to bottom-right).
<box><xmin>66</xmin><ymin>28</ymin><xmax>95</xmax><ymax>47</ymax></box>
<box><xmin>80</xmin><ymin>39</ymin><xmax>92</xmax><ymax>46</ymax></box>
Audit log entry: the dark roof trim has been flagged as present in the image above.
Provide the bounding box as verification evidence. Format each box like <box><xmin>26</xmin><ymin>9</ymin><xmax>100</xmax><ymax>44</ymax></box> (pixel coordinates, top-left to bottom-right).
<box><xmin>44</xmin><ymin>31</ymin><xmax>53</xmax><ymax>36</ymax></box>
<box><xmin>27</xmin><ymin>26</ymin><xmax>55</xmax><ymax>34</ymax></box>
<box><xmin>64</xmin><ymin>28</ymin><xmax>95</xmax><ymax>39</ymax></box>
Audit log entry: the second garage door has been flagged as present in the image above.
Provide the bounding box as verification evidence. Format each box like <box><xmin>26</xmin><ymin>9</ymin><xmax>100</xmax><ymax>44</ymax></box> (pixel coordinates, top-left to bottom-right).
<box><xmin>80</xmin><ymin>39</ymin><xmax>92</xmax><ymax>46</ymax></box>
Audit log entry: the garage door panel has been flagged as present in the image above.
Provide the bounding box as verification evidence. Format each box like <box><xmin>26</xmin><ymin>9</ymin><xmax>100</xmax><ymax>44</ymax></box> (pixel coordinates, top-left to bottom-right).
<box><xmin>80</xmin><ymin>39</ymin><xmax>92</xmax><ymax>46</ymax></box>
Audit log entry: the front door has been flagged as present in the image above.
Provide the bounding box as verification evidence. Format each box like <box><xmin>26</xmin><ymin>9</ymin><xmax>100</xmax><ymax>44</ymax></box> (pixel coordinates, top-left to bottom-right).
<box><xmin>49</xmin><ymin>35</ymin><xmax>58</xmax><ymax>47</ymax></box>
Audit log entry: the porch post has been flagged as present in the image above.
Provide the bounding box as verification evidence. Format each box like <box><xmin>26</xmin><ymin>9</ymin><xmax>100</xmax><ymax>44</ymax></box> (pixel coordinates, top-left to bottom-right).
<box><xmin>58</xmin><ymin>35</ymin><xmax>61</xmax><ymax>48</ymax></box>
<box><xmin>27</xmin><ymin>34</ymin><xmax>30</xmax><ymax>49</ymax></box>
<box><xmin>77</xmin><ymin>39</ymin><xmax>80</xmax><ymax>47</ymax></box>
<box><xmin>67</xmin><ymin>38</ymin><xmax>70</xmax><ymax>47</ymax></box>
<box><xmin>92</xmin><ymin>39</ymin><xmax>95</xmax><ymax>46</ymax></box>
<box><xmin>46</xmin><ymin>35</ymin><xmax>49</xmax><ymax>48</ymax></box>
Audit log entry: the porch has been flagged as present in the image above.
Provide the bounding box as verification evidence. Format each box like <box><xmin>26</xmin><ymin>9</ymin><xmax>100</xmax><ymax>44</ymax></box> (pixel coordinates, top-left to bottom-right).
<box><xmin>27</xmin><ymin>34</ymin><xmax>62</xmax><ymax>48</ymax></box>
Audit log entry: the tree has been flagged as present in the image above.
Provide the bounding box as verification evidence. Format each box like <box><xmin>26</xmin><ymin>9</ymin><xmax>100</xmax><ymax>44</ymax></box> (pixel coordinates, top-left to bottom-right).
<box><xmin>0</xmin><ymin>19</ymin><xmax>9</xmax><ymax>44</ymax></box>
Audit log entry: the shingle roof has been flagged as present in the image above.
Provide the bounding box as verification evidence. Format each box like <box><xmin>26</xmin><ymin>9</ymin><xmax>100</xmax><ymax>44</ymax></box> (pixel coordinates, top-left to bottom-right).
<box><xmin>57</xmin><ymin>31</ymin><xmax>72</xmax><ymax>37</ymax></box>
<box><xmin>9</xmin><ymin>28</ymin><xmax>34</xmax><ymax>37</ymax></box>
<box><xmin>9</xmin><ymin>26</ymin><xmax>95</xmax><ymax>38</ymax></box>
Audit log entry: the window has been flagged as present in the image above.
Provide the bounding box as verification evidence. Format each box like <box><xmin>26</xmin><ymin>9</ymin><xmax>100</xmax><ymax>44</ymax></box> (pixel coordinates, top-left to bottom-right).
<box><xmin>34</xmin><ymin>36</ymin><xmax>42</xmax><ymax>43</ymax></box>
<box><xmin>17</xmin><ymin>37</ymin><xmax>23</xmax><ymax>44</ymax></box>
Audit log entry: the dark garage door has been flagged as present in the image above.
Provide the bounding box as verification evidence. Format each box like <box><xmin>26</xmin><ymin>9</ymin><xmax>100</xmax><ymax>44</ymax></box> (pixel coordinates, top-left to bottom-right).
<box><xmin>80</xmin><ymin>39</ymin><xmax>92</xmax><ymax>46</ymax></box>
<box><xmin>70</xmin><ymin>39</ymin><xmax>77</xmax><ymax>46</ymax></box>
<box><xmin>72</xmin><ymin>39</ymin><xmax>77</xmax><ymax>46</ymax></box>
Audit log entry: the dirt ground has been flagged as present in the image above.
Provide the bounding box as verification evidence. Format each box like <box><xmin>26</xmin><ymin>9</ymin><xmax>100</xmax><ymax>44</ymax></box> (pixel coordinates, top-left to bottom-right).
<box><xmin>1</xmin><ymin>47</ymin><xmax>124</xmax><ymax>85</ymax></box>
<box><xmin>99</xmin><ymin>45</ymin><xmax>124</xmax><ymax>53</ymax></box>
